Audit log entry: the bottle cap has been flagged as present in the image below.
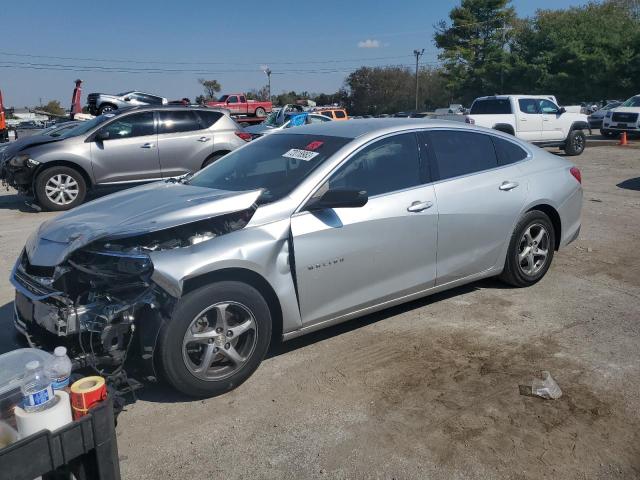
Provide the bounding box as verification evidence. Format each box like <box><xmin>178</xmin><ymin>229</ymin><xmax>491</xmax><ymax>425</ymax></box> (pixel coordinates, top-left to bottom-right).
<box><xmin>54</xmin><ymin>346</ymin><xmax>67</xmax><ymax>357</ymax></box>
<box><xmin>26</xmin><ymin>360</ymin><xmax>40</xmax><ymax>370</ymax></box>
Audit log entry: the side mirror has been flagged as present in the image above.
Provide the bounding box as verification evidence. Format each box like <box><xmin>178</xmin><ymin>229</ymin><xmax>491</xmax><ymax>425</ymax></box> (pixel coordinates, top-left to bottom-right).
<box><xmin>95</xmin><ymin>131</ymin><xmax>110</xmax><ymax>141</ymax></box>
<box><xmin>307</xmin><ymin>189</ymin><xmax>368</xmax><ymax>211</ymax></box>
<box><xmin>558</xmin><ymin>107</ymin><xmax>566</xmax><ymax>114</ymax></box>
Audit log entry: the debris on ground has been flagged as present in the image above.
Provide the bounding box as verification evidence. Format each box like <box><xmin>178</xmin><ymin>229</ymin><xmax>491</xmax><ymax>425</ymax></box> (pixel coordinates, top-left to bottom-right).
<box><xmin>519</xmin><ymin>371</ymin><xmax>563</xmax><ymax>400</ymax></box>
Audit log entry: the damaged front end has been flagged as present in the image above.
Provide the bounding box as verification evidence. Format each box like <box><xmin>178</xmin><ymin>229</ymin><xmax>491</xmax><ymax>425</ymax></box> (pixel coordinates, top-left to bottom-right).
<box><xmin>12</xmin><ymin>207</ymin><xmax>255</xmax><ymax>377</ymax></box>
<box><xmin>1</xmin><ymin>153</ymin><xmax>39</xmax><ymax>194</ymax></box>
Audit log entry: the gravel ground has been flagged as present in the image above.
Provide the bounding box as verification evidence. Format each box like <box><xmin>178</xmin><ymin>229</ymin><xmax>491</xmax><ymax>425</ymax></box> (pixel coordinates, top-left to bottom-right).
<box><xmin>0</xmin><ymin>144</ymin><xmax>638</xmax><ymax>479</ymax></box>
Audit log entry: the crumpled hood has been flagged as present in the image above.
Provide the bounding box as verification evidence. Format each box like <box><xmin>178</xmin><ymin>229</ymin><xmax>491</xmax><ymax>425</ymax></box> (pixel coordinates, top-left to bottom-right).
<box><xmin>26</xmin><ymin>182</ymin><xmax>262</xmax><ymax>266</ymax></box>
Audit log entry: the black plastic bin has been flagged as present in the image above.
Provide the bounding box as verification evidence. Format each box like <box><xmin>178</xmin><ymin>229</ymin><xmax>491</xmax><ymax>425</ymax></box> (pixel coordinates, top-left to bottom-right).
<box><xmin>0</xmin><ymin>397</ymin><xmax>120</xmax><ymax>480</ymax></box>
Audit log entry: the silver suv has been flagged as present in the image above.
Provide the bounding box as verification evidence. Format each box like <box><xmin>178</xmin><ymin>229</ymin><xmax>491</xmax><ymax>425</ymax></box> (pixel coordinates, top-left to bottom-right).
<box><xmin>0</xmin><ymin>106</ymin><xmax>248</xmax><ymax>210</ymax></box>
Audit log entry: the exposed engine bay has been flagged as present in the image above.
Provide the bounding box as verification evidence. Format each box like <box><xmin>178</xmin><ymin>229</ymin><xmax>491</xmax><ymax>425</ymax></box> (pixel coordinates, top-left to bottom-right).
<box><xmin>13</xmin><ymin>209</ymin><xmax>254</xmax><ymax>377</ymax></box>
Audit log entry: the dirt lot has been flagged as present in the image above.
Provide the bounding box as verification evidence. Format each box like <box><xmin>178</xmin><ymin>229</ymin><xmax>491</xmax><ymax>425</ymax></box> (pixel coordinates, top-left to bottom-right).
<box><xmin>0</xmin><ymin>144</ymin><xmax>639</xmax><ymax>479</ymax></box>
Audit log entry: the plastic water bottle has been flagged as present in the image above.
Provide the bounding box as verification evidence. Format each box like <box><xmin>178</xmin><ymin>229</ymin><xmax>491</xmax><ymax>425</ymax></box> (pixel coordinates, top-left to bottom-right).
<box><xmin>20</xmin><ymin>361</ymin><xmax>55</xmax><ymax>413</ymax></box>
<box><xmin>46</xmin><ymin>347</ymin><xmax>72</xmax><ymax>391</ymax></box>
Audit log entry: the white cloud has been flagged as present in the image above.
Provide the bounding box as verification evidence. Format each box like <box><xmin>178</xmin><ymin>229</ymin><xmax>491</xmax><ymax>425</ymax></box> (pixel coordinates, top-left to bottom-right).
<box><xmin>357</xmin><ymin>39</ymin><xmax>381</xmax><ymax>49</ymax></box>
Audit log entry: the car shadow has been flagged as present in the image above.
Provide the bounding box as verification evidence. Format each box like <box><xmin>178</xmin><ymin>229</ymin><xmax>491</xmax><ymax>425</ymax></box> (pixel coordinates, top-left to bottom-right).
<box><xmin>617</xmin><ymin>177</ymin><xmax>640</xmax><ymax>191</ymax></box>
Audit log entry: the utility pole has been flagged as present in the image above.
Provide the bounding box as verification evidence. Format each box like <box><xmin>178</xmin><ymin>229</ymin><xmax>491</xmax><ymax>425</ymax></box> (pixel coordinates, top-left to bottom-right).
<box><xmin>263</xmin><ymin>67</ymin><xmax>272</xmax><ymax>101</ymax></box>
<box><xmin>413</xmin><ymin>49</ymin><xmax>424</xmax><ymax>112</ymax></box>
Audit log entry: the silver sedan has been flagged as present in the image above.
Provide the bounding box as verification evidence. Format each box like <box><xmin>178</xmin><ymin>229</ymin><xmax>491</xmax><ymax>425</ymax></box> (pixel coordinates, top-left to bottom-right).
<box><xmin>12</xmin><ymin>119</ymin><xmax>582</xmax><ymax>397</ymax></box>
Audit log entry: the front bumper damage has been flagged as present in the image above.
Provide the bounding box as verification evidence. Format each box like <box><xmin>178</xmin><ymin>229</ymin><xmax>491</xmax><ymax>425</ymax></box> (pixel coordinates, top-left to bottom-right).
<box><xmin>12</xmin><ymin>193</ymin><xmax>260</xmax><ymax>377</ymax></box>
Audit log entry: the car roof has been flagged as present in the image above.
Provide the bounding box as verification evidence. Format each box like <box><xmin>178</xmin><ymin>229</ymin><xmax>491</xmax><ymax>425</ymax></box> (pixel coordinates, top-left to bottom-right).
<box><xmin>110</xmin><ymin>105</ymin><xmax>225</xmax><ymax>115</ymax></box>
<box><xmin>271</xmin><ymin>118</ymin><xmax>484</xmax><ymax>139</ymax></box>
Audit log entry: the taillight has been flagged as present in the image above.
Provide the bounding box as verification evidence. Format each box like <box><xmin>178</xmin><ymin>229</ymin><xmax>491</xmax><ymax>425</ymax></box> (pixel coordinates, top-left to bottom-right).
<box><xmin>570</xmin><ymin>166</ymin><xmax>582</xmax><ymax>184</ymax></box>
<box><xmin>235</xmin><ymin>132</ymin><xmax>252</xmax><ymax>142</ymax></box>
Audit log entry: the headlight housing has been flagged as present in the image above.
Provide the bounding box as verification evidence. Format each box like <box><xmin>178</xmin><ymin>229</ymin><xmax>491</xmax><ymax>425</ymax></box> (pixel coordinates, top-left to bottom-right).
<box><xmin>8</xmin><ymin>154</ymin><xmax>40</xmax><ymax>168</ymax></box>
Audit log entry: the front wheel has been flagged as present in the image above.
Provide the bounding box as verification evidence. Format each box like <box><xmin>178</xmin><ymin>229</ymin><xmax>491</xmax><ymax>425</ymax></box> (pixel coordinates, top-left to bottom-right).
<box><xmin>35</xmin><ymin>166</ymin><xmax>87</xmax><ymax>211</ymax></box>
<box><xmin>564</xmin><ymin>130</ymin><xmax>586</xmax><ymax>156</ymax></box>
<box><xmin>157</xmin><ymin>281</ymin><xmax>272</xmax><ymax>397</ymax></box>
<box><xmin>254</xmin><ymin>107</ymin><xmax>266</xmax><ymax>117</ymax></box>
<box><xmin>499</xmin><ymin>210</ymin><xmax>555</xmax><ymax>288</ymax></box>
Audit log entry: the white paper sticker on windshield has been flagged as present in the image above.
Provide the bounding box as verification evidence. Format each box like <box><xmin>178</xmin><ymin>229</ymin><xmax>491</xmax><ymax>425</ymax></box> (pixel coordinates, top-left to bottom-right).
<box><xmin>282</xmin><ymin>148</ymin><xmax>319</xmax><ymax>161</ymax></box>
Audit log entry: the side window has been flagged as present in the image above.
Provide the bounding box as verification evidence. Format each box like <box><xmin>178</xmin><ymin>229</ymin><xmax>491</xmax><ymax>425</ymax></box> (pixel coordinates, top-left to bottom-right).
<box><xmin>326</xmin><ymin>133</ymin><xmax>421</xmax><ymax>197</ymax></box>
<box><xmin>239</xmin><ymin>96</ymin><xmax>246</xmax><ymax>103</ymax></box>
<box><xmin>195</xmin><ymin>110</ymin><xmax>223</xmax><ymax>128</ymax></box>
<box><xmin>491</xmin><ymin>136</ymin><xmax>528</xmax><ymax>166</ymax></box>
<box><xmin>158</xmin><ymin>111</ymin><xmax>201</xmax><ymax>134</ymax></box>
<box><xmin>429</xmin><ymin>130</ymin><xmax>498</xmax><ymax>180</ymax></box>
<box><xmin>518</xmin><ymin>99</ymin><xmax>539</xmax><ymax>114</ymax></box>
<box><xmin>321</xmin><ymin>111</ymin><xmax>333</xmax><ymax>118</ymax></box>
<box><xmin>539</xmin><ymin>99</ymin><xmax>559</xmax><ymax>114</ymax></box>
<box><xmin>334</xmin><ymin>110</ymin><xmax>346</xmax><ymax>119</ymax></box>
<box><xmin>97</xmin><ymin>112</ymin><xmax>155</xmax><ymax>140</ymax></box>
<box><xmin>227</xmin><ymin>96</ymin><xmax>239</xmax><ymax>104</ymax></box>
<box><xmin>146</xmin><ymin>95</ymin><xmax>163</xmax><ymax>105</ymax></box>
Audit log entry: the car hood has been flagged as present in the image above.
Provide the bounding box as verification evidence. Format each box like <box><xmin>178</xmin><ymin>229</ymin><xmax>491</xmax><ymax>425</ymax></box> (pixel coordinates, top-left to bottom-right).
<box><xmin>612</xmin><ymin>107</ymin><xmax>640</xmax><ymax>113</ymax></box>
<box><xmin>25</xmin><ymin>182</ymin><xmax>262</xmax><ymax>266</ymax></box>
<box><xmin>0</xmin><ymin>135</ymin><xmax>65</xmax><ymax>161</ymax></box>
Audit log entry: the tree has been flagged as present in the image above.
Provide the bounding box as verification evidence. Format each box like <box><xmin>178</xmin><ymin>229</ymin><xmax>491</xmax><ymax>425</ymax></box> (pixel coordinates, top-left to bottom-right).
<box><xmin>246</xmin><ymin>85</ymin><xmax>270</xmax><ymax>101</ymax></box>
<box><xmin>434</xmin><ymin>0</ymin><xmax>516</xmax><ymax>104</ymax></box>
<box><xmin>198</xmin><ymin>78</ymin><xmax>221</xmax><ymax>100</ymax></box>
<box><xmin>39</xmin><ymin>100</ymin><xmax>65</xmax><ymax>116</ymax></box>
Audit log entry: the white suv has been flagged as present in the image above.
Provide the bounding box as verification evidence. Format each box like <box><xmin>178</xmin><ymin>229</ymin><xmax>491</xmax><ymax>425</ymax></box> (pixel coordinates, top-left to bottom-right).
<box><xmin>466</xmin><ymin>95</ymin><xmax>590</xmax><ymax>155</ymax></box>
<box><xmin>601</xmin><ymin>94</ymin><xmax>640</xmax><ymax>137</ymax></box>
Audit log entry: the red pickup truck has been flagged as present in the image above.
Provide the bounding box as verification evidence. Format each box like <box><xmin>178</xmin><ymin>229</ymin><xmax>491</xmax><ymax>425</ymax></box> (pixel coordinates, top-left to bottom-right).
<box><xmin>206</xmin><ymin>94</ymin><xmax>272</xmax><ymax>117</ymax></box>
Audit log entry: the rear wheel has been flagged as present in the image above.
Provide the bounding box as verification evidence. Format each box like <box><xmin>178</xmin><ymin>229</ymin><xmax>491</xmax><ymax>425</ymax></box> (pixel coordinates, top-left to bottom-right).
<box><xmin>202</xmin><ymin>152</ymin><xmax>227</xmax><ymax>169</ymax></box>
<box><xmin>254</xmin><ymin>107</ymin><xmax>266</xmax><ymax>117</ymax></box>
<box><xmin>35</xmin><ymin>166</ymin><xmax>87</xmax><ymax>211</ymax></box>
<box><xmin>157</xmin><ymin>281</ymin><xmax>272</xmax><ymax>397</ymax></box>
<box><xmin>500</xmin><ymin>210</ymin><xmax>555</xmax><ymax>287</ymax></box>
<box><xmin>97</xmin><ymin>104</ymin><xmax>116</xmax><ymax>115</ymax></box>
<box><xmin>564</xmin><ymin>130</ymin><xmax>586</xmax><ymax>156</ymax></box>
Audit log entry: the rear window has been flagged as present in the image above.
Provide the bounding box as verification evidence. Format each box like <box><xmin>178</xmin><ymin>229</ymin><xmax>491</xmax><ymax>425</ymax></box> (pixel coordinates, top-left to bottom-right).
<box><xmin>188</xmin><ymin>134</ymin><xmax>351</xmax><ymax>204</ymax></box>
<box><xmin>491</xmin><ymin>136</ymin><xmax>528</xmax><ymax>166</ymax></box>
<box><xmin>158</xmin><ymin>110</ymin><xmax>201</xmax><ymax>134</ymax></box>
<box><xmin>470</xmin><ymin>99</ymin><xmax>512</xmax><ymax>115</ymax></box>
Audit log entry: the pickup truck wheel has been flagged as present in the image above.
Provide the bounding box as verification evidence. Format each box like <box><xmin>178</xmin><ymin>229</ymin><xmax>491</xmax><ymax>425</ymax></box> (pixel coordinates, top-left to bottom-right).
<box><xmin>35</xmin><ymin>166</ymin><xmax>87</xmax><ymax>211</ymax></box>
<box><xmin>157</xmin><ymin>281</ymin><xmax>272</xmax><ymax>397</ymax></box>
<box><xmin>499</xmin><ymin>210</ymin><xmax>555</xmax><ymax>288</ymax></box>
<box><xmin>97</xmin><ymin>104</ymin><xmax>116</xmax><ymax>115</ymax></box>
<box><xmin>564</xmin><ymin>130</ymin><xmax>586</xmax><ymax>156</ymax></box>
<box><xmin>254</xmin><ymin>107</ymin><xmax>266</xmax><ymax>117</ymax></box>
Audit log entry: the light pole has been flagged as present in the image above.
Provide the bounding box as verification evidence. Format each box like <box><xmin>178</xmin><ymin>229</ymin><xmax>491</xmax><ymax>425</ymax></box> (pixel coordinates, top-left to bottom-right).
<box><xmin>413</xmin><ymin>49</ymin><xmax>424</xmax><ymax>112</ymax></box>
<box><xmin>263</xmin><ymin>67</ymin><xmax>272</xmax><ymax>100</ymax></box>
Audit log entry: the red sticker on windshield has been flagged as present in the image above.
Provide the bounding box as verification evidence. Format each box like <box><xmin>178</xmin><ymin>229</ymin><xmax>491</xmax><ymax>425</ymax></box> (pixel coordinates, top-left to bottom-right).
<box><xmin>305</xmin><ymin>141</ymin><xmax>324</xmax><ymax>151</ymax></box>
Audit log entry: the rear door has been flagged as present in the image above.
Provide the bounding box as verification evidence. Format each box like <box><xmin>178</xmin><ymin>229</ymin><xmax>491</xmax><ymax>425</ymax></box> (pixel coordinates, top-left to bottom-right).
<box><xmin>89</xmin><ymin>111</ymin><xmax>160</xmax><ymax>184</ymax></box>
<box><xmin>291</xmin><ymin>132</ymin><xmax>438</xmax><ymax>326</ymax></box>
<box><xmin>156</xmin><ymin>110</ymin><xmax>214</xmax><ymax>177</ymax></box>
<box><xmin>423</xmin><ymin>129</ymin><xmax>528</xmax><ymax>285</ymax></box>
<box><xmin>516</xmin><ymin>98</ymin><xmax>543</xmax><ymax>141</ymax></box>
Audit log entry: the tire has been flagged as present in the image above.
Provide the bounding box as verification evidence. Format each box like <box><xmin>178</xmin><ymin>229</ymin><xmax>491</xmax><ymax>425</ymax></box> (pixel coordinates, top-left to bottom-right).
<box><xmin>97</xmin><ymin>104</ymin><xmax>116</xmax><ymax>115</ymax></box>
<box><xmin>564</xmin><ymin>129</ymin><xmax>586</xmax><ymax>156</ymax></box>
<box><xmin>156</xmin><ymin>281</ymin><xmax>272</xmax><ymax>397</ymax></box>
<box><xmin>254</xmin><ymin>107</ymin><xmax>266</xmax><ymax>117</ymax></box>
<box><xmin>202</xmin><ymin>152</ymin><xmax>227</xmax><ymax>169</ymax></box>
<box><xmin>34</xmin><ymin>166</ymin><xmax>87</xmax><ymax>211</ymax></box>
<box><xmin>499</xmin><ymin>210</ymin><xmax>556</xmax><ymax>288</ymax></box>
<box><xmin>600</xmin><ymin>129</ymin><xmax>616</xmax><ymax>138</ymax></box>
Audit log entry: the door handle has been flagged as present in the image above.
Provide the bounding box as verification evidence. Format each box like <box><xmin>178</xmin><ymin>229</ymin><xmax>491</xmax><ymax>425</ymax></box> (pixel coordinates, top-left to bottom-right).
<box><xmin>499</xmin><ymin>181</ymin><xmax>519</xmax><ymax>191</ymax></box>
<box><xmin>407</xmin><ymin>200</ymin><xmax>433</xmax><ymax>212</ymax></box>
<box><xmin>198</xmin><ymin>137</ymin><xmax>211</xmax><ymax>142</ymax></box>
<box><xmin>141</xmin><ymin>143</ymin><xmax>155</xmax><ymax>149</ymax></box>
<box><xmin>519</xmin><ymin>118</ymin><xmax>526</xmax><ymax>122</ymax></box>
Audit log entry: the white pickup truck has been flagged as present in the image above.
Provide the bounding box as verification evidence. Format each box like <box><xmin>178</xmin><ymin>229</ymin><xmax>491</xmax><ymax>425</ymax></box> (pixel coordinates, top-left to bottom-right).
<box><xmin>465</xmin><ymin>95</ymin><xmax>590</xmax><ymax>156</ymax></box>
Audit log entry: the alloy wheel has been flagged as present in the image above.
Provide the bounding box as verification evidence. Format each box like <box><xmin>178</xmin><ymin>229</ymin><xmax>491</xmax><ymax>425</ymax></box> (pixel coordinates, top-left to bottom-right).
<box><xmin>573</xmin><ymin>134</ymin><xmax>585</xmax><ymax>151</ymax></box>
<box><xmin>182</xmin><ymin>301</ymin><xmax>258</xmax><ymax>381</ymax></box>
<box><xmin>44</xmin><ymin>174</ymin><xmax>79</xmax><ymax>206</ymax></box>
<box><xmin>517</xmin><ymin>223</ymin><xmax>550</xmax><ymax>276</ymax></box>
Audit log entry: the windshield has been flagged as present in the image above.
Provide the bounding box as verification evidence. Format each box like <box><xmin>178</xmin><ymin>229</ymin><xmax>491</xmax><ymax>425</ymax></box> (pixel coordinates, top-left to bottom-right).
<box><xmin>602</xmin><ymin>102</ymin><xmax>621</xmax><ymax>111</ymax></box>
<box><xmin>218</xmin><ymin>95</ymin><xmax>229</xmax><ymax>102</ymax></box>
<box><xmin>263</xmin><ymin>111</ymin><xmax>281</xmax><ymax>126</ymax></box>
<box><xmin>187</xmin><ymin>134</ymin><xmax>350</xmax><ymax>204</ymax></box>
<box><xmin>621</xmin><ymin>96</ymin><xmax>640</xmax><ymax>107</ymax></box>
<box><xmin>58</xmin><ymin>115</ymin><xmax>112</xmax><ymax>138</ymax></box>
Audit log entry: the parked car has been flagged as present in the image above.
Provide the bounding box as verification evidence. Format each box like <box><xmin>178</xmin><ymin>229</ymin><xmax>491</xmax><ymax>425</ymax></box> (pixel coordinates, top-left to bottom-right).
<box><xmin>466</xmin><ymin>95</ymin><xmax>590</xmax><ymax>155</ymax></box>
<box><xmin>601</xmin><ymin>94</ymin><xmax>640</xmax><ymax>137</ymax></box>
<box><xmin>0</xmin><ymin>106</ymin><xmax>247</xmax><ymax>211</ymax></box>
<box><xmin>205</xmin><ymin>94</ymin><xmax>272</xmax><ymax>117</ymax></box>
<box><xmin>315</xmin><ymin>108</ymin><xmax>349</xmax><ymax>121</ymax></box>
<box><xmin>87</xmin><ymin>91</ymin><xmax>167</xmax><ymax>115</ymax></box>
<box><xmin>0</xmin><ymin>121</ymin><xmax>79</xmax><ymax>160</ymax></box>
<box><xmin>588</xmin><ymin>101</ymin><xmax>622</xmax><ymax>130</ymax></box>
<box><xmin>243</xmin><ymin>111</ymin><xmax>332</xmax><ymax>138</ymax></box>
<box><xmin>11</xmin><ymin>119</ymin><xmax>583</xmax><ymax>397</ymax></box>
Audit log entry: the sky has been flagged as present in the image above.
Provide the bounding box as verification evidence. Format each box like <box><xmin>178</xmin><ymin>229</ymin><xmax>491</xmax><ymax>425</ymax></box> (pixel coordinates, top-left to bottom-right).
<box><xmin>1</xmin><ymin>0</ymin><xmax>588</xmax><ymax>108</ymax></box>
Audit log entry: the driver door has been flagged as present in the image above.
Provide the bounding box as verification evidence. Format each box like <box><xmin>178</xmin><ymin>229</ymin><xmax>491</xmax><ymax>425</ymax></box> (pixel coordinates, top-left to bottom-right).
<box><xmin>290</xmin><ymin>132</ymin><xmax>438</xmax><ymax>327</ymax></box>
<box><xmin>539</xmin><ymin>99</ymin><xmax>565</xmax><ymax>141</ymax></box>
